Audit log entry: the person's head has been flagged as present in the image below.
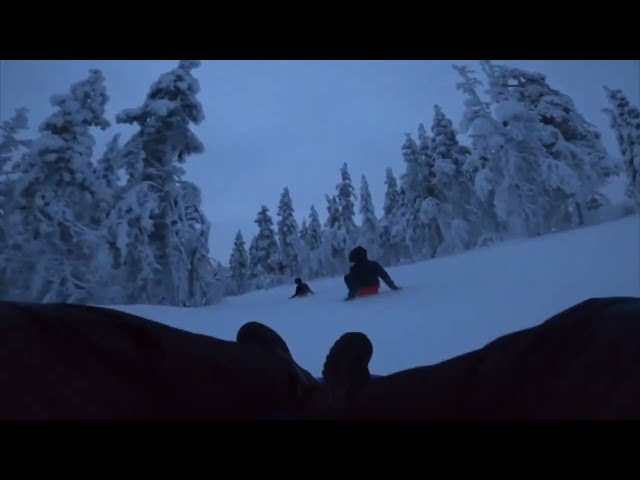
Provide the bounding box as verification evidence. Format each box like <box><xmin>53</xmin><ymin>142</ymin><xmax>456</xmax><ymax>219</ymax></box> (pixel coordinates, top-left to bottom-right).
<box><xmin>294</xmin><ymin>277</ymin><xmax>302</xmax><ymax>285</ymax></box>
<box><xmin>348</xmin><ymin>246</ymin><xmax>368</xmax><ymax>264</ymax></box>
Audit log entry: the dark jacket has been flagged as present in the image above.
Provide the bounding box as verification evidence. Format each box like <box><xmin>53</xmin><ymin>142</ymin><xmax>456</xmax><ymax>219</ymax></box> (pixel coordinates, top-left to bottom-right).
<box><xmin>290</xmin><ymin>282</ymin><xmax>314</xmax><ymax>299</ymax></box>
<box><xmin>346</xmin><ymin>246</ymin><xmax>398</xmax><ymax>291</ymax></box>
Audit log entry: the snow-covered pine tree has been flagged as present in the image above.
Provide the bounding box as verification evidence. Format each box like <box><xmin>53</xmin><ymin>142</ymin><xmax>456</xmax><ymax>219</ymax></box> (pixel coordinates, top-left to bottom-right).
<box><xmin>8</xmin><ymin>69</ymin><xmax>112</xmax><ymax>303</ymax></box>
<box><xmin>418</xmin><ymin>123</ymin><xmax>449</xmax><ymax>254</ymax></box>
<box><xmin>400</xmin><ymin>133</ymin><xmax>424</xmax><ymax>209</ymax></box>
<box><xmin>276</xmin><ymin>186</ymin><xmax>301</xmax><ymax>278</ymax></box>
<box><xmin>96</xmin><ymin>134</ymin><xmax>122</xmax><ymax>195</ymax></box>
<box><xmin>457</xmin><ymin>63</ymin><xmax>569</xmax><ymax>238</ymax></box>
<box><xmin>399</xmin><ymin>133</ymin><xmax>424</xmax><ymax>258</ymax></box>
<box><xmin>115</xmin><ymin>60</ymin><xmax>211</xmax><ymax>306</ymax></box>
<box><xmin>483</xmin><ymin>60</ymin><xmax>604</xmax><ymax>232</ymax></box>
<box><xmin>0</xmin><ymin>107</ymin><xmax>32</xmax><ymax>300</ymax></box>
<box><xmin>417</xmin><ymin>123</ymin><xmax>439</xmax><ymax>195</ymax></box>
<box><xmin>431</xmin><ymin>105</ymin><xmax>474</xmax><ymax>212</ymax></box>
<box><xmin>305</xmin><ymin>204</ymin><xmax>324</xmax><ymax>278</ymax></box>
<box><xmin>325</xmin><ymin>194</ymin><xmax>340</xmax><ymax>229</ymax></box>
<box><xmin>93</xmin><ymin>133</ymin><xmax>123</xmax><ymax>240</ymax></box>
<box><xmin>358</xmin><ymin>175</ymin><xmax>381</xmax><ymax>260</ymax></box>
<box><xmin>248</xmin><ymin>205</ymin><xmax>283</xmax><ymax>289</ymax></box>
<box><xmin>247</xmin><ymin>236</ymin><xmax>263</xmax><ymax>289</ymax></box>
<box><xmin>180</xmin><ymin>180</ymin><xmax>222</xmax><ymax>305</ymax></box>
<box><xmin>336</xmin><ymin>162</ymin><xmax>358</xmax><ymax>243</ymax></box>
<box><xmin>229</xmin><ymin>230</ymin><xmax>250</xmax><ymax>295</ymax></box>
<box><xmin>603</xmin><ymin>86</ymin><xmax>640</xmax><ymax>205</ymax></box>
<box><xmin>430</xmin><ymin>104</ymin><xmax>477</xmax><ymax>253</ymax></box>
<box><xmin>0</xmin><ymin>108</ymin><xmax>31</xmax><ymax>242</ymax></box>
<box><xmin>321</xmin><ymin>193</ymin><xmax>348</xmax><ymax>275</ymax></box>
<box><xmin>299</xmin><ymin>219</ymin><xmax>309</xmax><ymax>245</ymax></box>
<box><xmin>394</xmin><ymin>186</ymin><xmax>414</xmax><ymax>259</ymax></box>
<box><xmin>295</xmin><ymin>217</ymin><xmax>313</xmax><ymax>277</ymax></box>
<box><xmin>453</xmin><ymin>64</ymin><xmax>502</xmax><ymax>245</ymax></box>
<box><xmin>491</xmin><ymin>100</ymin><xmax>562</xmax><ymax>237</ymax></box>
<box><xmin>307</xmin><ymin>204</ymin><xmax>323</xmax><ymax>251</ymax></box>
<box><xmin>0</xmin><ymin>107</ymin><xmax>31</xmax><ymax>175</ymax></box>
<box><xmin>109</xmin><ymin>137</ymin><xmax>158</xmax><ymax>304</ymax></box>
<box><xmin>480</xmin><ymin>60</ymin><xmax>615</xmax><ymax>225</ymax></box>
<box><xmin>383</xmin><ymin>167</ymin><xmax>400</xmax><ymax>218</ymax></box>
<box><xmin>379</xmin><ymin>167</ymin><xmax>404</xmax><ymax>265</ymax></box>
<box><xmin>87</xmin><ymin>133</ymin><xmax>125</xmax><ymax>298</ymax></box>
<box><xmin>400</xmin><ymin>132</ymin><xmax>441</xmax><ymax>259</ymax></box>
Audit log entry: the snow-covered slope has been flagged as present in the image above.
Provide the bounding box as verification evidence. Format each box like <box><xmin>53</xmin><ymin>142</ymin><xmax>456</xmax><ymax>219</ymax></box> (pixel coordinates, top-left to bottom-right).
<box><xmin>114</xmin><ymin>216</ymin><xmax>640</xmax><ymax>377</ymax></box>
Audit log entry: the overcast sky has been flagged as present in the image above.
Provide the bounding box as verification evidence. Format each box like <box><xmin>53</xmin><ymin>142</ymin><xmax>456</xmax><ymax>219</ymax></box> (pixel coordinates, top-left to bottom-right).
<box><xmin>1</xmin><ymin>60</ymin><xmax>638</xmax><ymax>261</ymax></box>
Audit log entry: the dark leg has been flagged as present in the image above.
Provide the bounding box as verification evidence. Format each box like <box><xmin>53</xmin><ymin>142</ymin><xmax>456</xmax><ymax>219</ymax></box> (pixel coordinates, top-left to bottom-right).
<box><xmin>344</xmin><ymin>273</ymin><xmax>358</xmax><ymax>300</ymax></box>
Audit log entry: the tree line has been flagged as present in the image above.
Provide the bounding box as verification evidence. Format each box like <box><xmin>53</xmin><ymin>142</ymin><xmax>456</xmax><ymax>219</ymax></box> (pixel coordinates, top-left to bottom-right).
<box><xmin>1</xmin><ymin>60</ymin><xmax>637</xmax><ymax>305</ymax></box>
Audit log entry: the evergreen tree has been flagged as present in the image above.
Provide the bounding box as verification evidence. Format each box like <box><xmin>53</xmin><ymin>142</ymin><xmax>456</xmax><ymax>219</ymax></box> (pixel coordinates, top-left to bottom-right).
<box><xmin>0</xmin><ymin>107</ymin><xmax>31</xmax><ymax>266</ymax></box>
<box><xmin>115</xmin><ymin>60</ymin><xmax>210</xmax><ymax>305</ymax></box>
<box><xmin>379</xmin><ymin>167</ymin><xmax>403</xmax><ymax>265</ymax></box>
<box><xmin>480</xmin><ymin>60</ymin><xmax>614</xmax><ymax>225</ymax></box>
<box><xmin>325</xmin><ymin>194</ymin><xmax>340</xmax><ymax>229</ymax></box>
<box><xmin>181</xmin><ymin>180</ymin><xmax>222</xmax><ymax>305</ymax></box>
<box><xmin>604</xmin><ymin>86</ymin><xmax>640</xmax><ymax>204</ymax></box>
<box><xmin>457</xmin><ymin>62</ymin><xmax>582</xmax><ymax>238</ymax></box>
<box><xmin>431</xmin><ymin>105</ymin><xmax>474</xmax><ymax>213</ymax></box>
<box><xmin>93</xmin><ymin>133</ymin><xmax>123</xmax><ymax>238</ymax></box>
<box><xmin>0</xmin><ymin>107</ymin><xmax>31</xmax><ymax>175</ymax></box>
<box><xmin>358</xmin><ymin>175</ymin><xmax>381</xmax><ymax>260</ymax></box>
<box><xmin>299</xmin><ymin>219</ymin><xmax>309</xmax><ymax>245</ymax></box>
<box><xmin>229</xmin><ymin>230</ymin><xmax>249</xmax><ymax>294</ymax></box>
<box><xmin>96</xmin><ymin>134</ymin><xmax>122</xmax><ymax>195</ymax></box>
<box><xmin>307</xmin><ymin>204</ymin><xmax>323</xmax><ymax>251</ymax></box>
<box><xmin>400</xmin><ymin>132</ymin><xmax>441</xmax><ymax>259</ymax></box>
<box><xmin>109</xmin><ymin>138</ymin><xmax>158</xmax><ymax>304</ymax></box>
<box><xmin>430</xmin><ymin>104</ymin><xmax>476</xmax><ymax>252</ymax></box>
<box><xmin>0</xmin><ymin>107</ymin><xmax>32</xmax><ymax>299</ymax></box>
<box><xmin>336</xmin><ymin>162</ymin><xmax>358</xmax><ymax>239</ymax></box>
<box><xmin>277</xmin><ymin>186</ymin><xmax>301</xmax><ymax>277</ymax></box>
<box><xmin>249</xmin><ymin>205</ymin><xmax>282</xmax><ymax>288</ymax></box>
<box><xmin>417</xmin><ymin>123</ymin><xmax>440</xmax><ymax>198</ymax></box>
<box><xmin>322</xmin><ymin>193</ymin><xmax>348</xmax><ymax>275</ymax></box>
<box><xmin>8</xmin><ymin>69</ymin><xmax>112</xmax><ymax>303</ymax></box>
<box><xmin>453</xmin><ymin>64</ymin><xmax>503</xmax><ymax>244</ymax></box>
<box><xmin>305</xmin><ymin>204</ymin><xmax>324</xmax><ymax>277</ymax></box>
<box><xmin>490</xmin><ymin>99</ymin><xmax>560</xmax><ymax>236</ymax></box>
<box><xmin>400</xmin><ymin>133</ymin><xmax>423</xmax><ymax>208</ymax></box>
<box><xmin>383</xmin><ymin>167</ymin><xmax>400</xmax><ymax>219</ymax></box>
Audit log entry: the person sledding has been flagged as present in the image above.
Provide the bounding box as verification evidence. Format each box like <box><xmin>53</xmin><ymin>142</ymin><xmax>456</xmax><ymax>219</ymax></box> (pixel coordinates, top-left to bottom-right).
<box><xmin>344</xmin><ymin>246</ymin><xmax>401</xmax><ymax>301</ymax></box>
<box><xmin>289</xmin><ymin>277</ymin><xmax>314</xmax><ymax>299</ymax></box>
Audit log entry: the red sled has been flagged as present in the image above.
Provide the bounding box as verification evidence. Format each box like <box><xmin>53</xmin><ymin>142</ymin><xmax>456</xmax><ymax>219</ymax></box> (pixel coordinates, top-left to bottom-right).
<box><xmin>357</xmin><ymin>285</ymin><xmax>380</xmax><ymax>297</ymax></box>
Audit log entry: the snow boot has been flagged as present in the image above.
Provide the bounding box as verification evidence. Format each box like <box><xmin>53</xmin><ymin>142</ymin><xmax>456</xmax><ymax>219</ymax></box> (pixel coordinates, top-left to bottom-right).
<box><xmin>236</xmin><ymin>321</ymin><xmax>319</xmax><ymax>409</ymax></box>
<box><xmin>321</xmin><ymin>331</ymin><xmax>373</xmax><ymax>411</ymax></box>
<box><xmin>237</xmin><ymin>321</ymin><xmax>292</xmax><ymax>359</ymax></box>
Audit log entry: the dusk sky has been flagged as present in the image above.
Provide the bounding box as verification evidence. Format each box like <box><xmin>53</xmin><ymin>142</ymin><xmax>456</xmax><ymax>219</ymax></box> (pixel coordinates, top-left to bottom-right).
<box><xmin>1</xmin><ymin>60</ymin><xmax>638</xmax><ymax>261</ymax></box>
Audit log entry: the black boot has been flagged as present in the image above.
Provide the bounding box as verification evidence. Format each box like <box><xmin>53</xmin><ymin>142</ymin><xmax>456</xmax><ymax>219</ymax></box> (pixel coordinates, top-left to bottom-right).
<box><xmin>321</xmin><ymin>332</ymin><xmax>373</xmax><ymax>411</ymax></box>
<box><xmin>236</xmin><ymin>322</ymin><xmax>319</xmax><ymax>409</ymax></box>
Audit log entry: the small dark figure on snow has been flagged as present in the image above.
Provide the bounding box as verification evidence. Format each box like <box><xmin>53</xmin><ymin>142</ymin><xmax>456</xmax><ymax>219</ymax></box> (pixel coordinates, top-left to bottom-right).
<box><xmin>344</xmin><ymin>246</ymin><xmax>400</xmax><ymax>301</ymax></box>
<box><xmin>290</xmin><ymin>278</ymin><xmax>314</xmax><ymax>299</ymax></box>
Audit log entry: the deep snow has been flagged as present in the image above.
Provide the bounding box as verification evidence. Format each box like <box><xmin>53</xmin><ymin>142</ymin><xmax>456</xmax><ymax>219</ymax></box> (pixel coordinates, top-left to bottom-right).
<box><xmin>114</xmin><ymin>215</ymin><xmax>640</xmax><ymax>377</ymax></box>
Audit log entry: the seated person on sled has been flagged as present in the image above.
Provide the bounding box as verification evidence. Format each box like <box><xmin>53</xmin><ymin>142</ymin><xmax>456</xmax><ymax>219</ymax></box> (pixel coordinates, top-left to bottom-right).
<box><xmin>290</xmin><ymin>277</ymin><xmax>314</xmax><ymax>299</ymax></box>
<box><xmin>344</xmin><ymin>246</ymin><xmax>400</xmax><ymax>301</ymax></box>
